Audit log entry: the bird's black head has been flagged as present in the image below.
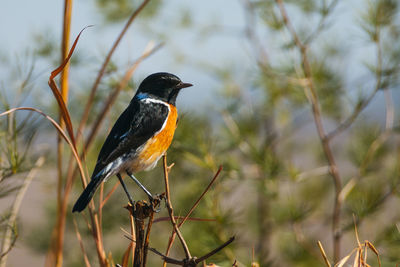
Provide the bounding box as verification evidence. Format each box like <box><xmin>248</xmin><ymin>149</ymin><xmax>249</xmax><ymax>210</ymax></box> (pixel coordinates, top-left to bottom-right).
<box><xmin>135</xmin><ymin>72</ymin><xmax>192</xmax><ymax>106</ymax></box>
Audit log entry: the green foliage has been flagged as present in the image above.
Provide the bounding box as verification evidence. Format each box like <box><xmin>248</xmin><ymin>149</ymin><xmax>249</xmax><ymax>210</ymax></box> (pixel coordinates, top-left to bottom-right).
<box><xmin>311</xmin><ymin>59</ymin><xmax>343</xmax><ymax>119</ymax></box>
<box><xmin>347</xmin><ymin>121</ymin><xmax>393</xmax><ymax>178</ymax></box>
<box><xmin>286</xmin><ymin>0</ymin><xmax>318</xmax><ymax>14</ymax></box>
<box><xmin>361</xmin><ymin>0</ymin><xmax>398</xmax><ymax>41</ymax></box>
<box><xmin>345</xmin><ymin>176</ymin><xmax>386</xmax><ymax>218</ymax></box>
<box><xmin>376</xmin><ymin>224</ymin><xmax>400</xmax><ymax>263</ymax></box>
<box><xmin>0</xmin><ymin>61</ymin><xmax>42</xmax><ymax>264</ymax></box>
<box><xmin>276</xmin><ymin>230</ymin><xmax>321</xmax><ymax>266</ymax></box>
<box><xmin>0</xmin><ymin>61</ymin><xmax>40</xmax><ymax>188</ymax></box>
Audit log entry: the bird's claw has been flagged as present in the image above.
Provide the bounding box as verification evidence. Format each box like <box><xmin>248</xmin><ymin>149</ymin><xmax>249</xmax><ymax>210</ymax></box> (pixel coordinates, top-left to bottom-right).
<box><xmin>149</xmin><ymin>194</ymin><xmax>164</xmax><ymax>213</ymax></box>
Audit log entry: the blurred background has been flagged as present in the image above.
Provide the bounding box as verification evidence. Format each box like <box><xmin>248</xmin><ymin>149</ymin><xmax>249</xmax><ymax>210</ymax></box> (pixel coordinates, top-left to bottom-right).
<box><xmin>0</xmin><ymin>0</ymin><xmax>399</xmax><ymax>266</ymax></box>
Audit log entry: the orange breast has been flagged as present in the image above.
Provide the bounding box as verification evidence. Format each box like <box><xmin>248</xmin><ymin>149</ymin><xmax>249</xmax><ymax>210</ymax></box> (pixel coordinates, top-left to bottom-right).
<box><xmin>134</xmin><ymin>104</ymin><xmax>177</xmax><ymax>171</ymax></box>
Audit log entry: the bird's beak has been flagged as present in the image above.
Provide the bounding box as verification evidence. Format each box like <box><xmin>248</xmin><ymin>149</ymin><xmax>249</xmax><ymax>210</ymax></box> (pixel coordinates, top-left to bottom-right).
<box><xmin>175</xmin><ymin>82</ymin><xmax>193</xmax><ymax>89</ymax></box>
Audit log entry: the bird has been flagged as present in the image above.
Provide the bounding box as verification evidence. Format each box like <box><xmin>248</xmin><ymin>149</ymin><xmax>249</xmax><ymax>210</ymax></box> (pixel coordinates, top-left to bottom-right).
<box><xmin>72</xmin><ymin>72</ymin><xmax>192</xmax><ymax>212</ymax></box>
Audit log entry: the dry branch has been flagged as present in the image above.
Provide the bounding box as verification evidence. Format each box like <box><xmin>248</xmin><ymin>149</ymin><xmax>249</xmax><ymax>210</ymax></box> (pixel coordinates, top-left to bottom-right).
<box><xmin>162</xmin><ymin>155</ymin><xmax>192</xmax><ymax>259</ymax></box>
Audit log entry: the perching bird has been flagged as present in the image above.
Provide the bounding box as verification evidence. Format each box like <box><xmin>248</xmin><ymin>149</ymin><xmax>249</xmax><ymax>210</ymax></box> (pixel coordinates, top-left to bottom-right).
<box><xmin>72</xmin><ymin>72</ymin><xmax>192</xmax><ymax>212</ymax></box>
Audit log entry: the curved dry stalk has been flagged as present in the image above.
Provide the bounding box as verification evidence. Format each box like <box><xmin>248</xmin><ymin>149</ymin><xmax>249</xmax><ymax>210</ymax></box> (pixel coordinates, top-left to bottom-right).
<box><xmin>48</xmin><ymin>25</ymin><xmax>93</xmax><ymax>147</ymax></box>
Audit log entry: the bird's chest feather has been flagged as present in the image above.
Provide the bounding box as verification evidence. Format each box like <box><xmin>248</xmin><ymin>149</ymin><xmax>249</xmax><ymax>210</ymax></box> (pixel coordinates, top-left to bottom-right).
<box><xmin>134</xmin><ymin>104</ymin><xmax>177</xmax><ymax>171</ymax></box>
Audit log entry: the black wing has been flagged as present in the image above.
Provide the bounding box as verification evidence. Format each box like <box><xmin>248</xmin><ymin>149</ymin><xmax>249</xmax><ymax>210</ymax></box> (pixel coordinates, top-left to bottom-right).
<box><xmin>91</xmin><ymin>99</ymin><xmax>169</xmax><ymax>177</ymax></box>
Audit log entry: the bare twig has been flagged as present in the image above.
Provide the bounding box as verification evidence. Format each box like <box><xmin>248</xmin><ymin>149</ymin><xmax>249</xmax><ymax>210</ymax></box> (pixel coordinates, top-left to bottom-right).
<box><xmin>179</xmin><ymin>166</ymin><xmax>222</xmax><ymax>227</ymax></box>
<box><xmin>162</xmin><ymin>155</ymin><xmax>192</xmax><ymax>259</ymax></box>
<box><xmin>143</xmin><ymin>208</ymin><xmax>155</xmax><ymax>266</ymax></box>
<box><xmin>124</xmin><ymin>201</ymin><xmax>157</xmax><ymax>267</ymax></box>
<box><xmin>153</xmin><ymin>217</ymin><xmax>215</xmax><ymax>224</ymax></box>
<box><xmin>147</xmin><ymin>247</ymin><xmax>183</xmax><ymax>265</ymax></box>
<box><xmin>195</xmin><ymin>236</ymin><xmax>235</xmax><ymax>263</ymax></box>
<box><xmin>129</xmin><ymin>210</ymin><xmax>136</xmax><ymax>266</ymax></box>
<box><xmin>149</xmin><ymin>236</ymin><xmax>235</xmax><ymax>266</ymax></box>
<box><xmin>317</xmin><ymin>241</ymin><xmax>331</xmax><ymax>267</ymax></box>
<box><xmin>325</xmin><ymin>87</ymin><xmax>380</xmax><ymax>140</ymax></box>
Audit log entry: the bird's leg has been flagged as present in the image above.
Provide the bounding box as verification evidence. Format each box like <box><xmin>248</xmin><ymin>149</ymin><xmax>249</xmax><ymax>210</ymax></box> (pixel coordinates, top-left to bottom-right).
<box><xmin>126</xmin><ymin>171</ymin><xmax>153</xmax><ymax>200</ymax></box>
<box><xmin>126</xmin><ymin>171</ymin><xmax>162</xmax><ymax>212</ymax></box>
<box><xmin>117</xmin><ymin>173</ymin><xmax>135</xmax><ymax>208</ymax></box>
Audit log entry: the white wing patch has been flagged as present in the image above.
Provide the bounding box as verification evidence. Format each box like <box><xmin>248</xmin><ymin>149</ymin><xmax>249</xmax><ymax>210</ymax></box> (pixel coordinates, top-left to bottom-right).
<box><xmin>100</xmin><ymin>156</ymin><xmax>124</xmax><ymax>181</ymax></box>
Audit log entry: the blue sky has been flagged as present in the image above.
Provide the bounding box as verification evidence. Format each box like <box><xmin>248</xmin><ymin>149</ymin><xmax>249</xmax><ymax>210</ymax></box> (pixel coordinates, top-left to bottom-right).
<box><xmin>0</xmin><ymin>1</ymin><xmax>251</xmax><ymax>113</ymax></box>
<box><xmin>0</xmin><ymin>0</ymin><xmax>398</xmax><ymax>118</ymax></box>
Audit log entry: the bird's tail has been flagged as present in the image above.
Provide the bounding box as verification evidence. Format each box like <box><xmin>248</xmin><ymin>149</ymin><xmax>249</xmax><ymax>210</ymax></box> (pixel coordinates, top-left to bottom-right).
<box><xmin>72</xmin><ymin>174</ymin><xmax>104</xmax><ymax>213</ymax></box>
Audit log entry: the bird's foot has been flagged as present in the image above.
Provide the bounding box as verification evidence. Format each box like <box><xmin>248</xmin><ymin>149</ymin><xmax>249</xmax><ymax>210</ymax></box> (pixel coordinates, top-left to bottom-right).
<box><xmin>149</xmin><ymin>193</ymin><xmax>165</xmax><ymax>213</ymax></box>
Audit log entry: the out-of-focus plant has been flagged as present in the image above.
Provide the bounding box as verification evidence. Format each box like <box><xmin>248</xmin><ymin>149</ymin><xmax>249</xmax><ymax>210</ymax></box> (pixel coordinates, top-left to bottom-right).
<box><xmin>193</xmin><ymin>0</ymin><xmax>400</xmax><ymax>265</ymax></box>
<box><xmin>0</xmin><ymin>60</ymin><xmax>44</xmax><ymax>267</ymax></box>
